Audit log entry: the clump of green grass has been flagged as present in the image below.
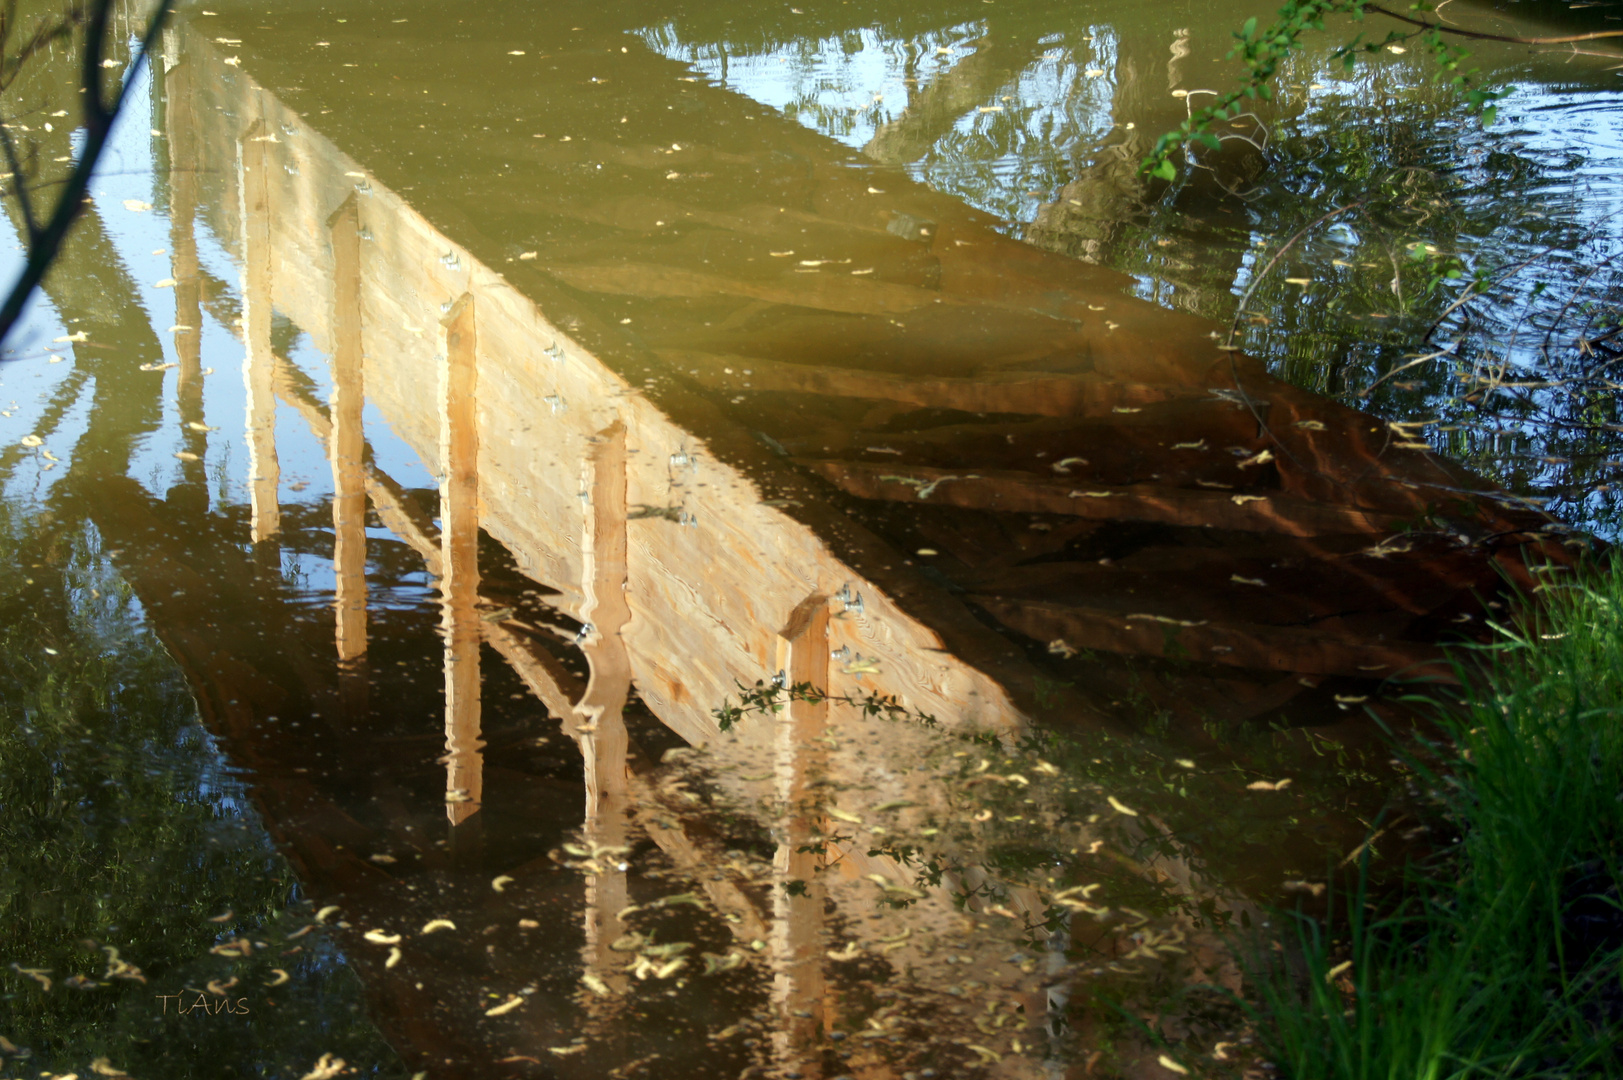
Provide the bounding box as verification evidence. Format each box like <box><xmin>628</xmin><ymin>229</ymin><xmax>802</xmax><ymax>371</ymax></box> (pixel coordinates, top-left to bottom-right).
<box><xmin>1252</xmin><ymin>556</ymin><xmax>1623</xmax><ymax>1078</ymax></box>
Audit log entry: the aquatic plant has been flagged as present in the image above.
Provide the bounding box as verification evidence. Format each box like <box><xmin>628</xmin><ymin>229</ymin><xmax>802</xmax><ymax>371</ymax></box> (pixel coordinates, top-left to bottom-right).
<box><xmin>1248</xmin><ymin>555</ymin><xmax>1623</xmax><ymax>1078</ymax></box>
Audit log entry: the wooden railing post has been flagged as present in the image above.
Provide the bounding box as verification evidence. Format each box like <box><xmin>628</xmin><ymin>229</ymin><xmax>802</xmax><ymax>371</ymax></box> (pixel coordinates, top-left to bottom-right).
<box><xmin>165</xmin><ymin>47</ymin><xmax>206</xmax><ymax>491</ymax></box>
<box><xmin>237</xmin><ymin>116</ymin><xmax>279</xmax><ymax>542</ymax></box>
<box><xmin>772</xmin><ymin>591</ymin><xmax>831</xmax><ymax>1073</ymax></box>
<box><xmin>575</xmin><ymin>420</ymin><xmax>633</xmax><ymax>991</ymax></box>
<box><xmin>439</xmin><ymin>293</ymin><xmax>482</xmax><ymax>825</ymax></box>
<box><xmin>328</xmin><ymin>196</ymin><xmax>368</xmax><ymax>713</ymax></box>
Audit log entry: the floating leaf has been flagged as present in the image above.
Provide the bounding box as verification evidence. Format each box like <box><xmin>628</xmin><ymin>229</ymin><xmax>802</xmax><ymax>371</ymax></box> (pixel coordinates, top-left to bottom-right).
<box><xmin>1237</xmin><ymin>449</ymin><xmax>1274</xmax><ymax>468</ymax></box>
<box><xmin>485</xmin><ymin>995</ymin><xmax>524</xmax><ymax>1017</ymax></box>
<box><xmin>10</xmin><ymin>965</ymin><xmax>52</xmax><ymax>991</ymax></box>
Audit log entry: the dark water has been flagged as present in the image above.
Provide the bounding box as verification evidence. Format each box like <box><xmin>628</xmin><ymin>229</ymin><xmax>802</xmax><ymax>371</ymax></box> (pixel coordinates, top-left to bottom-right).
<box><xmin>0</xmin><ymin>0</ymin><xmax>1620</xmax><ymax>1076</ymax></box>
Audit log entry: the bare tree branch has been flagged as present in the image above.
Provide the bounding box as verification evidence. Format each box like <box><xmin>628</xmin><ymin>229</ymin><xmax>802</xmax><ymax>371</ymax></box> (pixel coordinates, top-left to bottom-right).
<box><xmin>0</xmin><ymin>0</ymin><xmax>176</xmax><ymax>348</ymax></box>
<box><xmin>0</xmin><ymin>0</ymin><xmax>89</xmax><ymax>94</ymax></box>
<box><xmin>1366</xmin><ymin>3</ymin><xmax>1623</xmax><ymax>46</ymax></box>
<box><xmin>0</xmin><ymin>119</ymin><xmax>36</xmax><ymax>241</ymax></box>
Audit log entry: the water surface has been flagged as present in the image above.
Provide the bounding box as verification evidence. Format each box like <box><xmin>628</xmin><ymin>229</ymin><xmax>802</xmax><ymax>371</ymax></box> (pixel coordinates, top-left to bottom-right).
<box><xmin>1</xmin><ymin>0</ymin><xmax>1620</xmax><ymax>1076</ymax></box>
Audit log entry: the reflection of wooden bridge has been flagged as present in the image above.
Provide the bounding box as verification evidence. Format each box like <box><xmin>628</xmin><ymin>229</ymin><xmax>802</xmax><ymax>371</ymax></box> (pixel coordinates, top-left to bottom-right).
<box><xmin>197</xmin><ymin>30</ymin><xmax>1571</xmax><ymax>730</ymax></box>
<box><xmin>83</xmin><ymin>20</ymin><xmax>1580</xmax><ymax>1078</ymax></box>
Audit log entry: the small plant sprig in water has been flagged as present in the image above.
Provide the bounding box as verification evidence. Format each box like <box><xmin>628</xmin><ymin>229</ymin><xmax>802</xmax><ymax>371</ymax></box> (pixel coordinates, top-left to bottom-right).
<box><xmin>712</xmin><ymin>678</ymin><xmax>939</xmax><ymax>733</ymax></box>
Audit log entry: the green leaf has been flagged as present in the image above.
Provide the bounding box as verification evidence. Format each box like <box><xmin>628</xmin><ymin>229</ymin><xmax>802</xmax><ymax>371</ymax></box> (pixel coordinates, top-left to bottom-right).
<box><xmin>1241</xmin><ymin>16</ymin><xmax>1258</xmax><ymax>40</ymax></box>
<box><xmin>1480</xmin><ymin>104</ymin><xmax>1497</xmax><ymax>126</ymax></box>
<box><xmin>1151</xmin><ymin>159</ymin><xmax>1177</xmax><ymax>181</ymax></box>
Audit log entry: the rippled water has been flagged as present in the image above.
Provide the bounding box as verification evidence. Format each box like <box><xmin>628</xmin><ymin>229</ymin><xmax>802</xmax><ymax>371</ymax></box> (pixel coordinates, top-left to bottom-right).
<box><xmin>0</xmin><ymin>0</ymin><xmax>1619</xmax><ymax>1076</ymax></box>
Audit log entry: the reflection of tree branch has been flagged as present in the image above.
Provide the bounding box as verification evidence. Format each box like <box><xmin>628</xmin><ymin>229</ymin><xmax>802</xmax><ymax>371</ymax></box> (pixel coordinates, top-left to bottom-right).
<box><xmin>864</xmin><ymin>38</ymin><xmax>1042</xmax><ymax>166</ymax></box>
<box><xmin>1366</xmin><ymin>3</ymin><xmax>1623</xmax><ymax>45</ymax></box>
<box><xmin>0</xmin><ymin>0</ymin><xmax>175</xmax><ymax>349</ymax></box>
<box><xmin>0</xmin><ymin>0</ymin><xmax>87</xmax><ymax>94</ymax></box>
<box><xmin>0</xmin><ymin>120</ymin><xmax>36</xmax><ymax>240</ymax></box>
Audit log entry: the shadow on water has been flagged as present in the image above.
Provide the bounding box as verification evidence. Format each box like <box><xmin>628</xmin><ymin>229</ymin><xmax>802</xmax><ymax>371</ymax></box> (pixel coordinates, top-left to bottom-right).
<box><xmin>1</xmin><ymin>0</ymin><xmax>1620</xmax><ymax>1075</ymax></box>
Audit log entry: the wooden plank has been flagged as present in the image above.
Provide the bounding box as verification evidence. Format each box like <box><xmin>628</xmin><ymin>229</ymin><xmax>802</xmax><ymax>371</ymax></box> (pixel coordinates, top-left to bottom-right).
<box><xmin>797</xmin><ymin>459</ymin><xmax>1401</xmax><ymax>537</ymax></box>
<box><xmin>238</xmin><ymin>118</ymin><xmax>279</xmax><ymax>542</ymax></box>
<box><xmin>438</xmin><ymin>293</ymin><xmax>482</xmax><ymax>826</ymax></box>
<box><xmin>654</xmin><ymin>348</ymin><xmax>1205</xmax><ymax>418</ymax></box>
<box><xmin>550</xmin><ymin>261</ymin><xmax>954</xmax><ymax>319</ymax></box>
<box><xmin>972</xmin><ymin>594</ymin><xmax>1452</xmax><ymax>681</ymax></box>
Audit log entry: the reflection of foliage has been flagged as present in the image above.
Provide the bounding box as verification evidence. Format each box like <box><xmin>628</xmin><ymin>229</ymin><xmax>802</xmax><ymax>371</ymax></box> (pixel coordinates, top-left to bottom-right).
<box><xmin>691</xmin><ymin>672</ymin><xmax>1414</xmax><ymax>1072</ymax></box>
<box><xmin>0</xmin><ymin>503</ymin><xmax>405</xmax><ymax>1077</ymax></box>
<box><xmin>1142</xmin><ymin>0</ymin><xmax>1506</xmax><ymax>181</ymax></box>
<box><xmin>914</xmin><ymin>33</ymin><xmax>1119</xmax><ymax>226</ymax></box>
<box><xmin>712</xmin><ymin>677</ymin><xmax>939</xmax><ymax>732</ymax></box>
<box><xmin>1126</xmin><ymin>72</ymin><xmax>1623</xmax><ymax>536</ymax></box>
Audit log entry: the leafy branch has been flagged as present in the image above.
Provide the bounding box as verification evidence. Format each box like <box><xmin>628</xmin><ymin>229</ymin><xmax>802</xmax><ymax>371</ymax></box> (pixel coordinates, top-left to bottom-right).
<box><xmin>712</xmin><ymin>678</ymin><xmax>939</xmax><ymax>733</ymax></box>
<box><xmin>1143</xmin><ymin>0</ymin><xmax>1512</xmax><ymax>181</ymax></box>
